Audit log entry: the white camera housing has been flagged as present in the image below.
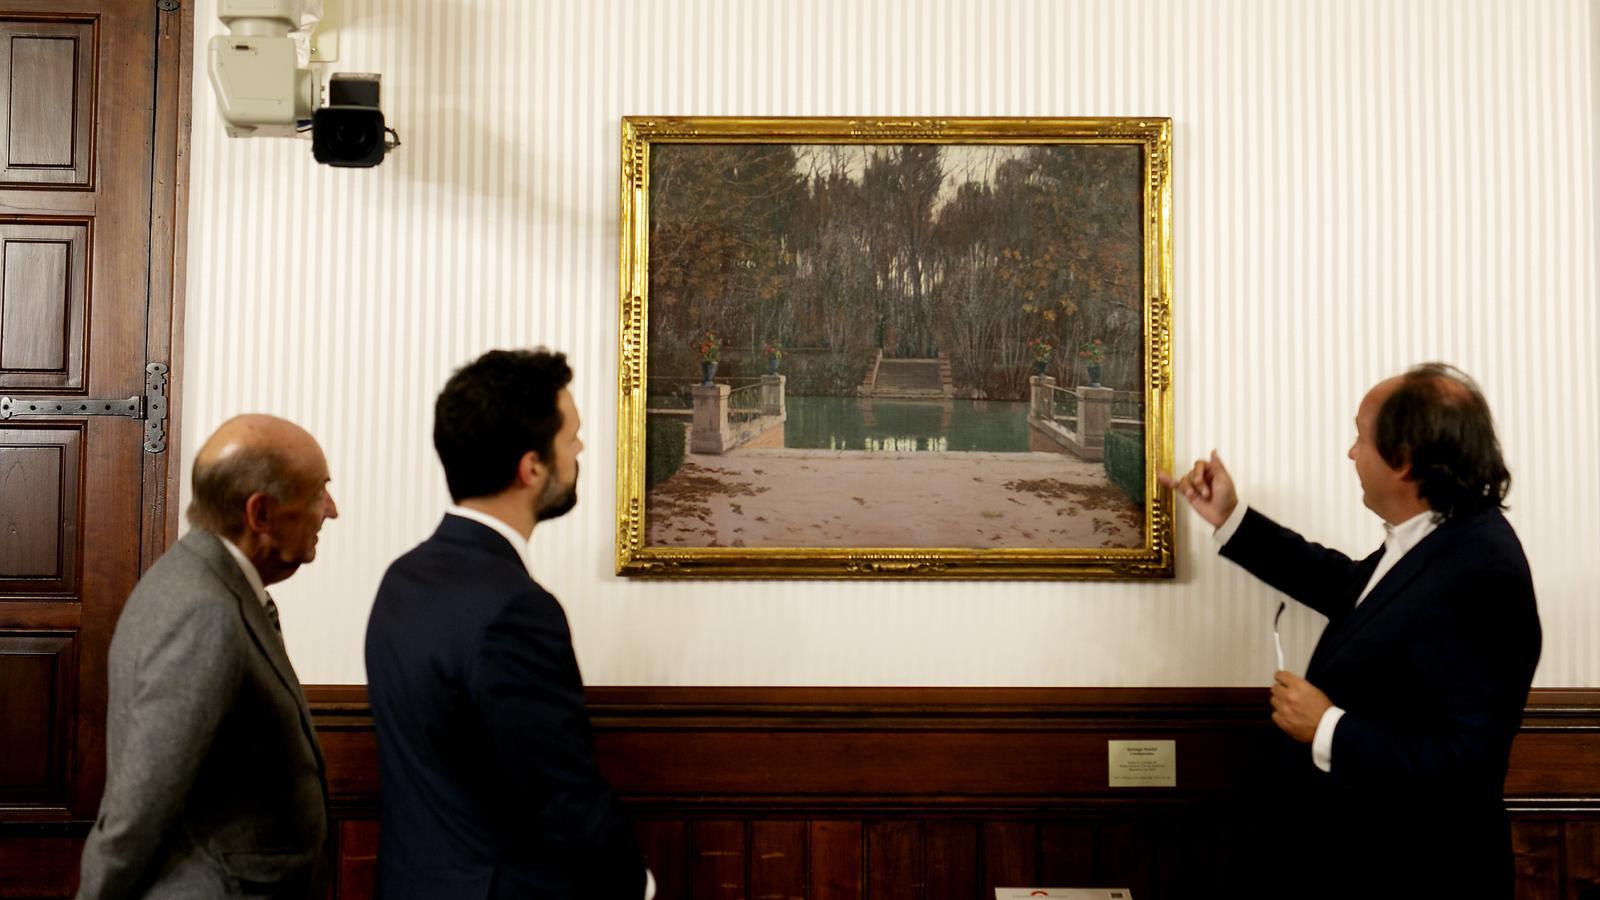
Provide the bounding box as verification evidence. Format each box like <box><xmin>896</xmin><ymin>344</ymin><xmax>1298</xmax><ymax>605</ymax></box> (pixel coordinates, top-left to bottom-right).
<box><xmin>206</xmin><ymin>0</ymin><xmax>320</xmax><ymax>138</ymax></box>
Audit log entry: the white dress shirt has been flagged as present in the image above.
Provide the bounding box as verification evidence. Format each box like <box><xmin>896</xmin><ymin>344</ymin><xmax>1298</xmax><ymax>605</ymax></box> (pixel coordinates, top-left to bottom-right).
<box><xmin>219</xmin><ymin>535</ymin><xmax>270</xmax><ymax>608</ymax></box>
<box><xmin>446</xmin><ymin>504</ymin><xmax>534</xmax><ymax>570</ymax></box>
<box><xmin>441</xmin><ymin>506</ymin><xmax>656</xmax><ymax>900</ymax></box>
<box><xmin>1215</xmin><ymin>504</ymin><xmax>1438</xmax><ymax>773</ymax></box>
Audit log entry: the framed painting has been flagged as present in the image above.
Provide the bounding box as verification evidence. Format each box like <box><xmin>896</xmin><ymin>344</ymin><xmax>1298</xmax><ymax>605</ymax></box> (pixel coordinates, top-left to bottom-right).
<box><xmin>616</xmin><ymin>116</ymin><xmax>1173</xmax><ymax>578</ymax></box>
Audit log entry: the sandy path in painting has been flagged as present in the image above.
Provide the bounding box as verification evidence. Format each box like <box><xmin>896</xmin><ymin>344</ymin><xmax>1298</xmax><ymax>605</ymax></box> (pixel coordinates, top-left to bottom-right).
<box><xmin>646</xmin><ymin>449</ymin><xmax>1143</xmax><ymax>549</ymax></box>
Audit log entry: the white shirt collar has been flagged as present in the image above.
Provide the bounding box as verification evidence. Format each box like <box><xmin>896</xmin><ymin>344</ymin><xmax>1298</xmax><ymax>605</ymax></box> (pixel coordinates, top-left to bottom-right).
<box><xmin>218</xmin><ymin>535</ymin><xmax>270</xmax><ymax>608</ymax></box>
<box><xmin>1353</xmin><ymin>508</ymin><xmax>1440</xmax><ymax>608</ymax></box>
<box><xmin>446</xmin><ymin>505</ymin><xmax>534</xmax><ymax>569</ymax></box>
<box><xmin>1383</xmin><ymin>509</ymin><xmax>1439</xmax><ymax>556</ymax></box>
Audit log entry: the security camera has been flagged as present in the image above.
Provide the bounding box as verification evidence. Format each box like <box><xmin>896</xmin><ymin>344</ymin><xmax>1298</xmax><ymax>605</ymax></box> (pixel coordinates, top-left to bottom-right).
<box><xmin>208</xmin><ymin>0</ymin><xmax>399</xmax><ymax>166</ymax></box>
<box><xmin>313</xmin><ymin>74</ymin><xmax>395</xmax><ymax>168</ymax></box>
<box><xmin>207</xmin><ymin>0</ymin><xmax>318</xmax><ymax>138</ymax></box>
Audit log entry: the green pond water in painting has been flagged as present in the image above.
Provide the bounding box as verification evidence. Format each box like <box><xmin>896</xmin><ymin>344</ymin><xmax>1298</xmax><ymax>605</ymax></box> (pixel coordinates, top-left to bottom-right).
<box><xmin>782</xmin><ymin>396</ymin><xmax>1033</xmax><ymax>453</ymax></box>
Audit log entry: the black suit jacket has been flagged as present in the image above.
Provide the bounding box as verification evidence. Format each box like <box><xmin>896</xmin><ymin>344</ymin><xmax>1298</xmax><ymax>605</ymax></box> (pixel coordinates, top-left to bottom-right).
<box><xmin>365</xmin><ymin>515</ymin><xmax>645</xmax><ymax>899</ymax></box>
<box><xmin>1222</xmin><ymin>507</ymin><xmax>1540</xmax><ymax>898</ymax></box>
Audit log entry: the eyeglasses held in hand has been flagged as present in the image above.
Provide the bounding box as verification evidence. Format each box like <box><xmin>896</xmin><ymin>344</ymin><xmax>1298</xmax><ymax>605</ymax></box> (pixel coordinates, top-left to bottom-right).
<box><xmin>1273</xmin><ymin>601</ymin><xmax>1286</xmax><ymax>672</ymax></box>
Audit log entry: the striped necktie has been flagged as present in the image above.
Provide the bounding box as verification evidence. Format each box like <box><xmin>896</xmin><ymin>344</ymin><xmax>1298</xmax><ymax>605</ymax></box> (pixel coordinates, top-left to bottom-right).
<box><xmin>264</xmin><ymin>594</ymin><xmax>284</xmax><ymax>641</ymax></box>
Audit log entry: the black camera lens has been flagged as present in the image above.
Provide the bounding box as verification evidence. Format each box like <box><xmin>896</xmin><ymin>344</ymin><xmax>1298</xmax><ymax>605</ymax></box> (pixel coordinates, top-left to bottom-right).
<box><xmin>312</xmin><ymin>107</ymin><xmax>386</xmax><ymax>168</ymax></box>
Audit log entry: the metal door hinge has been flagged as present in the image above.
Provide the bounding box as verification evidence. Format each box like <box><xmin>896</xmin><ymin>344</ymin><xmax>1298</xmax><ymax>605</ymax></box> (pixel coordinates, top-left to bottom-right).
<box><xmin>143</xmin><ymin>363</ymin><xmax>169</xmax><ymax>452</ymax></box>
<box><xmin>1</xmin><ymin>363</ymin><xmax>171</xmax><ymax>453</ymax></box>
<box><xmin>157</xmin><ymin>0</ymin><xmax>180</xmax><ymax>12</ymax></box>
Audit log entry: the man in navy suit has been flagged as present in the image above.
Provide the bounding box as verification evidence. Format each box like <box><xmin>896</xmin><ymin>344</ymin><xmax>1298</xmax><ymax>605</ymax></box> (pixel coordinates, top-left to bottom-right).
<box><xmin>1161</xmin><ymin>363</ymin><xmax>1540</xmax><ymax>898</ymax></box>
<box><xmin>365</xmin><ymin>349</ymin><xmax>651</xmax><ymax>899</ymax></box>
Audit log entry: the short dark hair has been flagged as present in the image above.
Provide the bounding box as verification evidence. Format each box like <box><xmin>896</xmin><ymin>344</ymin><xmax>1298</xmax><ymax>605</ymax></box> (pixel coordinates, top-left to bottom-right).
<box><xmin>1374</xmin><ymin>363</ymin><xmax>1510</xmax><ymax>519</ymax></box>
<box><xmin>433</xmin><ymin>348</ymin><xmax>573</xmax><ymax>503</ymax></box>
<box><xmin>187</xmin><ymin>447</ymin><xmax>298</xmax><ymax>539</ymax></box>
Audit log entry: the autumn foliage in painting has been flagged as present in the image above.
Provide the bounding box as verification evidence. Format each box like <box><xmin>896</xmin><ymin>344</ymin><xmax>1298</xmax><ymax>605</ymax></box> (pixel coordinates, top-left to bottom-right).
<box><xmin>648</xmin><ymin>143</ymin><xmax>1144</xmax><ymax>400</ymax></box>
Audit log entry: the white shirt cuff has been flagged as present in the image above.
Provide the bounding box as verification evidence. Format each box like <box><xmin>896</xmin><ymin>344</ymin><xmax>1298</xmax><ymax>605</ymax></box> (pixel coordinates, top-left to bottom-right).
<box><xmin>645</xmin><ymin>869</ymin><xmax>656</xmax><ymax>900</ymax></box>
<box><xmin>1212</xmin><ymin>502</ymin><xmax>1250</xmax><ymax>548</ymax></box>
<box><xmin>1311</xmin><ymin>705</ymin><xmax>1345</xmax><ymax>773</ymax></box>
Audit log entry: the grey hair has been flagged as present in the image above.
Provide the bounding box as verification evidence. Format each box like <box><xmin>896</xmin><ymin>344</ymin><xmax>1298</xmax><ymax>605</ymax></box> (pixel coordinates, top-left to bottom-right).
<box><xmin>185</xmin><ymin>446</ymin><xmax>299</xmax><ymax>538</ymax></box>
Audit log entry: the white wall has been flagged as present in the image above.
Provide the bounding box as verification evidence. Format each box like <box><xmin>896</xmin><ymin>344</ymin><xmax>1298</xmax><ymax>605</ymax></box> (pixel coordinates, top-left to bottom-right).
<box><xmin>181</xmin><ymin>0</ymin><xmax>1600</xmax><ymax>687</ymax></box>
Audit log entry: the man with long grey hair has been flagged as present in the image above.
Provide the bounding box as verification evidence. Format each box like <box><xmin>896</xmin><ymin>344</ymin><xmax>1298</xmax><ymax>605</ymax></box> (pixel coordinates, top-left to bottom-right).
<box><xmin>1161</xmin><ymin>364</ymin><xmax>1540</xmax><ymax>898</ymax></box>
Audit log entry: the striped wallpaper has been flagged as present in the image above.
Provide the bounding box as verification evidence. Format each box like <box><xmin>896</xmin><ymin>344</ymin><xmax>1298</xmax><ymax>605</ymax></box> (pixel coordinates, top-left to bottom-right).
<box><xmin>181</xmin><ymin>0</ymin><xmax>1599</xmax><ymax>686</ymax></box>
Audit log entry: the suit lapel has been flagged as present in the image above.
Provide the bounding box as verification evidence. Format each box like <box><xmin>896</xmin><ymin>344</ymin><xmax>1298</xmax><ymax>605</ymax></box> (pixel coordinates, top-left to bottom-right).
<box><xmin>1307</xmin><ymin>523</ymin><xmax>1448</xmax><ymax>672</ymax></box>
<box><xmin>186</xmin><ymin>531</ymin><xmax>329</xmax><ymax>789</ymax></box>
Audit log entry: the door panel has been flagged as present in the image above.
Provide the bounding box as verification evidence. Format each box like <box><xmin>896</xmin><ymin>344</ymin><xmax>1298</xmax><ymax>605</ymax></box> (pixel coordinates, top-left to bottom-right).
<box><xmin>0</xmin><ymin>221</ymin><xmax>88</xmax><ymax>389</ymax></box>
<box><xmin>0</xmin><ymin>425</ymin><xmax>82</xmax><ymax>591</ymax></box>
<box><xmin>0</xmin><ymin>0</ymin><xmax>186</xmax><ymax>833</ymax></box>
<box><xmin>0</xmin><ymin>19</ymin><xmax>95</xmax><ymax>187</ymax></box>
<box><xmin>0</xmin><ymin>632</ymin><xmax>74</xmax><ymax>806</ymax></box>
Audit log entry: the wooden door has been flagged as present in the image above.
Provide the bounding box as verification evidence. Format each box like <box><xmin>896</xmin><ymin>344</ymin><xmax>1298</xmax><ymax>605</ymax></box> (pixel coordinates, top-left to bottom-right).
<box><xmin>0</xmin><ymin>0</ymin><xmax>188</xmax><ymax>863</ymax></box>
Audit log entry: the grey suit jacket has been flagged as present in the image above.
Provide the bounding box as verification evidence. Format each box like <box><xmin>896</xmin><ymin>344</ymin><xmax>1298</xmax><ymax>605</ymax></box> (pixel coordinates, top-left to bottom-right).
<box><xmin>77</xmin><ymin>529</ymin><xmax>328</xmax><ymax>899</ymax></box>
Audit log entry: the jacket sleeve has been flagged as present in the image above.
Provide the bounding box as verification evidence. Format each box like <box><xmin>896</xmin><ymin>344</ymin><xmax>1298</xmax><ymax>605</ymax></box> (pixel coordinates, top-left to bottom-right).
<box><xmin>1219</xmin><ymin>507</ymin><xmax>1375</xmax><ymax>621</ymax></box>
<box><xmin>1329</xmin><ymin>562</ymin><xmax>1540</xmax><ymax>788</ymax></box>
<box><xmin>469</xmin><ymin>589</ymin><xmax>646</xmax><ymax>899</ymax></box>
<box><xmin>77</xmin><ymin>594</ymin><xmax>244</xmax><ymax>900</ymax></box>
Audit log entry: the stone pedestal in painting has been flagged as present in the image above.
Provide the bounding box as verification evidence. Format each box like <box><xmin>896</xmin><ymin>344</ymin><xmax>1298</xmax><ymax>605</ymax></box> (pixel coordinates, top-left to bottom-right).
<box><xmin>690</xmin><ymin>383</ymin><xmax>731</xmax><ymax>454</ymax></box>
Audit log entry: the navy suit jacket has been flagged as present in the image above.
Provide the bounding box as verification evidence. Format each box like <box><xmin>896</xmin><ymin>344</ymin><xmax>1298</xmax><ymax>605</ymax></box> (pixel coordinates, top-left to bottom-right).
<box><xmin>1222</xmin><ymin>507</ymin><xmax>1540</xmax><ymax>897</ymax></box>
<box><xmin>365</xmin><ymin>515</ymin><xmax>645</xmax><ymax>899</ymax></box>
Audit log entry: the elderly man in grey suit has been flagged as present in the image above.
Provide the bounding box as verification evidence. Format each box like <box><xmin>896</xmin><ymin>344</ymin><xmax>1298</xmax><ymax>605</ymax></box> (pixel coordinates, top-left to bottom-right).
<box><xmin>77</xmin><ymin>415</ymin><xmax>339</xmax><ymax>899</ymax></box>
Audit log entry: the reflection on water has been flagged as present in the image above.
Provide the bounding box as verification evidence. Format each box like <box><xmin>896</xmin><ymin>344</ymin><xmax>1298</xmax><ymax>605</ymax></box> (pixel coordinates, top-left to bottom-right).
<box><xmin>784</xmin><ymin>397</ymin><xmax>1033</xmax><ymax>452</ymax></box>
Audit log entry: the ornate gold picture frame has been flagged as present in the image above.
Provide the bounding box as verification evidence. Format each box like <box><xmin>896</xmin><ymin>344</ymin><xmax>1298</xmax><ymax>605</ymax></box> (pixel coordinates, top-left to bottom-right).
<box><xmin>617</xmin><ymin>117</ymin><xmax>1173</xmax><ymax>579</ymax></box>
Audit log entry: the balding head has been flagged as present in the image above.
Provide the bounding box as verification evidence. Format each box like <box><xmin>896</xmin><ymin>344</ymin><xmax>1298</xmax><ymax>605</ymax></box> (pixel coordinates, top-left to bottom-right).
<box><xmin>187</xmin><ymin>415</ymin><xmax>321</xmax><ymax>538</ymax></box>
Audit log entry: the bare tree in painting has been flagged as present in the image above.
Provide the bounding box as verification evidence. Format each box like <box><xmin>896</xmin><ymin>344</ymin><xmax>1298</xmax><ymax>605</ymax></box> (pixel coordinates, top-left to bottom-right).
<box><xmin>648</xmin><ymin>141</ymin><xmax>1143</xmax><ymax>398</ymax></box>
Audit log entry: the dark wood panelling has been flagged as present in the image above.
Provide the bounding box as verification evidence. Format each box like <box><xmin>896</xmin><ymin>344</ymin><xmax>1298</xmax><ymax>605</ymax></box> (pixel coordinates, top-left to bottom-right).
<box><xmin>334</xmin><ymin>818</ymin><xmax>377</xmax><ymax>900</ymax></box>
<box><xmin>0</xmin><ymin>644</ymin><xmax>54</xmax><ymax>790</ymax></box>
<box><xmin>141</xmin><ymin>0</ymin><xmax>193</xmax><ymax>565</ymax></box>
<box><xmin>866</xmin><ymin>821</ymin><xmax>920</xmax><ymax>900</ymax></box>
<box><xmin>0</xmin><ymin>833</ymin><xmax>79</xmax><ymax>897</ymax></box>
<box><xmin>0</xmin><ymin>602</ymin><xmax>77</xmax><ymax>629</ymax></box>
<box><xmin>809</xmin><ymin>821</ymin><xmax>862</xmax><ymax>900</ymax></box>
<box><xmin>0</xmin><ymin>8</ymin><xmax>192</xmax><ymax>894</ymax></box>
<box><xmin>637</xmin><ymin>819</ymin><xmax>689</xmax><ymax>900</ymax></box>
<box><xmin>982</xmin><ymin>821</ymin><xmax>1037</xmax><ymax>893</ymax></box>
<box><xmin>0</xmin><ymin>426</ymin><xmax>80</xmax><ymax>592</ymax></box>
<box><xmin>1038</xmin><ymin>822</ymin><xmax>1095</xmax><ymax>885</ymax></box>
<box><xmin>0</xmin><ymin>446</ymin><xmax>59</xmax><ymax>577</ymax></box>
<box><xmin>1092</xmin><ymin>821</ymin><xmax>1156</xmax><ymax>899</ymax></box>
<box><xmin>0</xmin><ymin>240</ymin><xmax>66</xmax><ymax>369</ymax></box>
<box><xmin>584</xmin><ymin>687</ymin><xmax>1600</xmax><ymax>808</ymax></box>
<box><xmin>9</xmin><ymin>38</ymin><xmax>73</xmax><ymax>168</ymax></box>
<box><xmin>0</xmin><ymin>20</ymin><xmax>94</xmax><ymax>186</ymax></box>
<box><xmin>751</xmin><ymin>820</ymin><xmax>806</xmax><ymax>900</ymax></box>
<box><xmin>1568</xmin><ymin>822</ymin><xmax>1600</xmax><ymax>899</ymax></box>
<box><xmin>922</xmin><ymin>820</ymin><xmax>976</xmax><ymax>900</ymax></box>
<box><xmin>10</xmin><ymin>688</ymin><xmax>1597</xmax><ymax>898</ymax></box>
<box><xmin>337</xmin><ymin>687</ymin><xmax>1598</xmax><ymax>899</ymax></box>
<box><xmin>691</xmin><ymin>820</ymin><xmax>745</xmax><ymax>900</ymax></box>
<box><xmin>0</xmin><ymin>222</ymin><xmax>88</xmax><ymax>389</ymax></box>
<box><xmin>0</xmin><ymin>633</ymin><xmax>72</xmax><ymax>806</ymax></box>
<box><xmin>1511</xmin><ymin>821</ymin><xmax>1562</xmax><ymax>900</ymax></box>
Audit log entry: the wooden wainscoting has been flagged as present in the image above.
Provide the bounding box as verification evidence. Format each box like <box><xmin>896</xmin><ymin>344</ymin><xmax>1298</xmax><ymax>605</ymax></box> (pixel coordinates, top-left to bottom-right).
<box><xmin>3</xmin><ymin>688</ymin><xmax>1596</xmax><ymax>898</ymax></box>
<box><xmin>309</xmin><ymin>687</ymin><xmax>1600</xmax><ymax>900</ymax></box>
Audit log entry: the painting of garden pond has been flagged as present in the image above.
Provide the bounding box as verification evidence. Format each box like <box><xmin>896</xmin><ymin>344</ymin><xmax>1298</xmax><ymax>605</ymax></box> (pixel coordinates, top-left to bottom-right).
<box><xmin>637</xmin><ymin>136</ymin><xmax>1156</xmax><ymax>556</ymax></box>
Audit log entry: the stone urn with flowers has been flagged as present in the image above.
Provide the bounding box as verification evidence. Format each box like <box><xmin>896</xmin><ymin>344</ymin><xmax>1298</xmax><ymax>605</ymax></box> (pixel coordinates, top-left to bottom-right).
<box><xmin>1078</xmin><ymin>338</ymin><xmax>1106</xmax><ymax>387</ymax></box>
<box><xmin>1027</xmin><ymin>336</ymin><xmax>1053</xmax><ymax>376</ymax></box>
<box><xmin>695</xmin><ymin>329</ymin><xmax>720</xmax><ymax>386</ymax></box>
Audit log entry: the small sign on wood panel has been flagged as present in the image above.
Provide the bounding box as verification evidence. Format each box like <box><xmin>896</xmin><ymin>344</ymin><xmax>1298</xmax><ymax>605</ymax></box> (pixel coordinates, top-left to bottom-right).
<box><xmin>992</xmin><ymin>883</ymin><xmax>1132</xmax><ymax>890</ymax></box>
<box><xmin>1107</xmin><ymin>739</ymin><xmax>1176</xmax><ymax>787</ymax></box>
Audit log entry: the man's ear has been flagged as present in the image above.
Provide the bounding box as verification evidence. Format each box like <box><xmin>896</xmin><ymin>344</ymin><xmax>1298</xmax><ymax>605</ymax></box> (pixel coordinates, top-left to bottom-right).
<box><xmin>517</xmin><ymin>450</ymin><xmax>545</xmax><ymax>488</ymax></box>
<box><xmin>1392</xmin><ymin>451</ymin><xmax>1415</xmax><ymax>483</ymax></box>
<box><xmin>243</xmin><ymin>492</ymin><xmax>275</xmax><ymax>535</ymax></box>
